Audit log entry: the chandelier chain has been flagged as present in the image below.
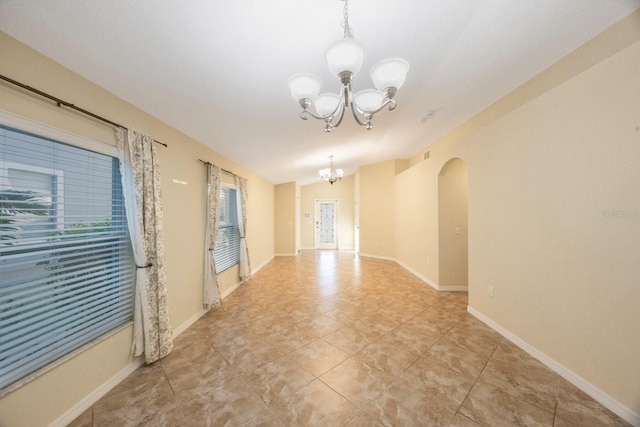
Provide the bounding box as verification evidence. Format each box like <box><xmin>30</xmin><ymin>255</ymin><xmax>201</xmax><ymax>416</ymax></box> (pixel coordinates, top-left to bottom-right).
<box><xmin>341</xmin><ymin>0</ymin><xmax>355</xmax><ymax>39</ymax></box>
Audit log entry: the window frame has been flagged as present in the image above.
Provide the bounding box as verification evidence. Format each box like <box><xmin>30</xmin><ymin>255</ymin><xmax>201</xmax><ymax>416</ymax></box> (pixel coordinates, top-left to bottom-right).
<box><xmin>0</xmin><ymin>110</ymin><xmax>120</xmax><ymax>158</ymax></box>
<box><xmin>0</xmin><ymin>110</ymin><xmax>134</xmax><ymax>394</ymax></box>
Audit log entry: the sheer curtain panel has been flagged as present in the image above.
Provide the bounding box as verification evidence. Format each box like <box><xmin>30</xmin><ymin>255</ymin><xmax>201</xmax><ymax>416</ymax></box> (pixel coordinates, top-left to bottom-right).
<box><xmin>236</xmin><ymin>176</ymin><xmax>251</xmax><ymax>281</ymax></box>
<box><xmin>118</xmin><ymin>129</ymin><xmax>172</xmax><ymax>363</ymax></box>
<box><xmin>204</xmin><ymin>163</ymin><xmax>222</xmax><ymax>308</ymax></box>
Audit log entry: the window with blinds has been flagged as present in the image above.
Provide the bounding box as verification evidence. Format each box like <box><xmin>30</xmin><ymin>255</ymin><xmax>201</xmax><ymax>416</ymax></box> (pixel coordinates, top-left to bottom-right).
<box><xmin>0</xmin><ymin>125</ymin><xmax>134</xmax><ymax>390</ymax></box>
<box><xmin>214</xmin><ymin>185</ymin><xmax>240</xmax><ymax>273</ymax></box>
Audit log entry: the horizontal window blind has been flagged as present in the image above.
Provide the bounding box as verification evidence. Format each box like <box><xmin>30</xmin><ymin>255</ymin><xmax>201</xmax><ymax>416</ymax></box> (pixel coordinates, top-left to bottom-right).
<box><xmin>214</xmin><ymin>186</ymin><xmax>239</xmax><ymax>273</ymax></box>
<box><xmin>0</xmin><ymin>125</ymin><xmax>134</xmax><ymax>390</ymax></box>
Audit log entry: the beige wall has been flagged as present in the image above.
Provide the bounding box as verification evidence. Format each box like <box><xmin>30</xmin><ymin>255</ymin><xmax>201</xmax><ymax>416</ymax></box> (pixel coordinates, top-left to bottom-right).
<box><xmin>395</xmin><ymin>159</ymin><xmax>440</xmax><ymax>282</ymax></box>
<box><xmin>300</xmin><ymin>176</ymin><xmax>355</xmax><ymax>250</ymax></box>
<box><xmin>395</xmin><ymin>12</ymin><xmax>640</xmax><ymax>416</ymax></box>
<box><xmin>295</xmin><ymin>183</ymin><xmax>301</xmax><ymax>253</ymax></box>
<box><xmin>274</xmin><ymin>181</ymin><xmax>297</xmax><ymax>255</ymax></box>
<box><xmin>438</xmin><ymin>158</ymin><xmax>468</xmax><ymax>286</ymax></box>
<box><xmin>0</xmin><ymin>31</ymin><xmax>275</xmax><ymax>427</ymax></box>
<box><xmin>354</xmin><ymin>170</ymin><xmax>361</xmax><ymax>253</ymax></box>
<box><xmin>358</xmin><ymin>160</ymin><xmax>397</xmax><ymax>258</ymax></box>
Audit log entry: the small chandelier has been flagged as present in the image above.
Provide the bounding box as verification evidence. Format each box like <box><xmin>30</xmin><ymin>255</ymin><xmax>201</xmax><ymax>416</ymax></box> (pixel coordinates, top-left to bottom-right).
<box><xmin>288</xmin><ymin>0</ymin><xmax>409</xmax><ymax>133</ymax></box>
<box><xmin>319</xmin><ymin>155</ymin><xmax>344</xmax><ymax>185</ymax></box>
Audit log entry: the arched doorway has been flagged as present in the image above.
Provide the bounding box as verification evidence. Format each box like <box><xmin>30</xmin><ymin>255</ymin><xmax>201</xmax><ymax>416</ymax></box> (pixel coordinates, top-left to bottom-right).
<box><xmin>438</xmin><ymin>158</ymin><xmax>468</xmax><ymax>288</ymax></box>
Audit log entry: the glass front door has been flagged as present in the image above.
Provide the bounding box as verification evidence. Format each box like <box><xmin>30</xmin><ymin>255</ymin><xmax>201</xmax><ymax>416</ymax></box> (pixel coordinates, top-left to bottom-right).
<box><xmin>315</xmin><ymin>200</ymin><xmax>338</xmax><ymax>249</ymax></box>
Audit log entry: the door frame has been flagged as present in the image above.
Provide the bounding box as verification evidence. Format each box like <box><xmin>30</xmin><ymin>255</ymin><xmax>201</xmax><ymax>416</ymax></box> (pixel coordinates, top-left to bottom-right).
<box><xmin>314</xmin><ymin>199</ymin><xmax>339</xmax><ymax>249</ymax></box>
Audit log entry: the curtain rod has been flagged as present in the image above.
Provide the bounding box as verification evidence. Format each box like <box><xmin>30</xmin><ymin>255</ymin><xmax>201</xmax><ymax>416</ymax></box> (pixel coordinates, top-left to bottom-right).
<box><xmin>0</xmin><ymin>73</ymin><xmax>168</xmax><ymax>148</ymax></box>
<box><xmin>198</xmin><ymin>159</ymin><xmax>242</xmax><ymax>179</ymax></box>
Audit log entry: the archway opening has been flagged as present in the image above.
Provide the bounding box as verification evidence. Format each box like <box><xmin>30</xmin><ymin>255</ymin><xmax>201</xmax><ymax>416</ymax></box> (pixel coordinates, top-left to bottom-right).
<box><xmin>438</xmin><ymin>158</ymin><xmax>468</xmax><ymax>288</ymax></box>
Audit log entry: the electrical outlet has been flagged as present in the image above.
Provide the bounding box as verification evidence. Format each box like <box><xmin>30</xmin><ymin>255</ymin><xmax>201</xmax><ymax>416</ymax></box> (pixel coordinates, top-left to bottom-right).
<box><xmin>489</xmin><ymin>286</ymin><xmax>494</xmax><ymax>297</ymax></box>
<box><xmin>426</xmin><ymin>257</ymin><xmax>430</xmax><ymax>265</ymax></box>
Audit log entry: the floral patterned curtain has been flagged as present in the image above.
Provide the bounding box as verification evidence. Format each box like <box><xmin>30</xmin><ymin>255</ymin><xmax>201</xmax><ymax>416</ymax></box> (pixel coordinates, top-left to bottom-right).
<box><xmin>119</xmin><ymin>129</ymin><xmax>173</xmax><ymax>364</ymax></box>
<box><xmin>236</xmin><ymin>176</ymin><xmax>251</xmax><ymax>281</ymax></box>
<box><xmin>204</xmin><ymin>163</ymin><xmax>222</xmax><ymax>308</ymax></box>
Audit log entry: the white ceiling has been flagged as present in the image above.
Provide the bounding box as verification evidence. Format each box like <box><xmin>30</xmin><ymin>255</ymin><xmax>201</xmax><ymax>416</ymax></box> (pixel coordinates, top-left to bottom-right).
<box><xmin>1</xmin><ymin>0</ymin><xmax>638</xmax><ymax>184</ymax></box>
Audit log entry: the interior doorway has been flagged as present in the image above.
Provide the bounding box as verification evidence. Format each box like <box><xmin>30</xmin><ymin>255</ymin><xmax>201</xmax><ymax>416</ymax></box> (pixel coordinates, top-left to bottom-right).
<box><xmin>314</xmin><ymin>199</ymin><xmax>338</xmax><ymax>249</ymax></box>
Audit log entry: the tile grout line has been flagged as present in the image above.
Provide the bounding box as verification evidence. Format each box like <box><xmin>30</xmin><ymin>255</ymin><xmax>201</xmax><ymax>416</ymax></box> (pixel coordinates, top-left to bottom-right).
<box><xmin>448</xmin><ymin>334</ymin><xmax>504</xmax><ymax>422</ymax></box>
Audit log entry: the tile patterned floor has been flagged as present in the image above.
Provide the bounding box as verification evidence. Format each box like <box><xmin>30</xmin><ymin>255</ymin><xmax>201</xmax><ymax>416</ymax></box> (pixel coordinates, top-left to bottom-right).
<box><xmin>69</xmin><ymin>251</ymin><xmax>630</xmax><ymax>427</ymax></box>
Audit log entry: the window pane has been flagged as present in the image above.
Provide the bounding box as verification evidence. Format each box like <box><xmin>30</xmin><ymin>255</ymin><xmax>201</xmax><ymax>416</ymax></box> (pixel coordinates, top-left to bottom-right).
<box><xmin>4</xmin><ymin>166</ymin><xmax>59</xmax><ymax>239</ymax></box>
<box><xmin>0</xmin><ymin>125</ymin><xmax>134</xmax><ymax>390</ymax></box>
<box><xmin>214</xmin><ymin>187</ymin><xmax>239</xmax><ymax>273</ymax></box>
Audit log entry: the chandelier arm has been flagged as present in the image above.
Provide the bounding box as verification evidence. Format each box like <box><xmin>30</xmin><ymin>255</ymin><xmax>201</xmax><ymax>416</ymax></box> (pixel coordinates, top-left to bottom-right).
<box><xmin>308</xmin><ymin>92</ymin><xmax>398</xmax><ymax>128</ymax></box>
<box><xmin>341</xmin><ymin>82</ymin><xmax>371</xmax><ymax>128</ymax></box>
<box><xmin>368</xmin><ymin>97</ymin><xmax>398</xmax><ymax>115</ymax></box>
<box><xmin>348</xmin><ymin>98</ymin><xmax>370</xmax><ymax>127</ymax></box>
<box><xmin>317</xmin><ymin>87</ymin><xmax>349</xmax><ymax>132</ymax></box>
<box><xmin>329</xmin><ymin>88</ymin><xmax>348</xmax><ymax>129</ymax></box>
<box><xmin>385</xmin><ymin>98</ymin><xmax>398</xmax><ymax>111</ymax></box>
<box><xmin>298</xmin><ymin>98</ymin><xmax>326</xmax><ymax>121</ymax></box>
<box><xmin>298</xmin><ymin>90</ymin><xmax>347</xmax><ymax>126</ymax></box>
<box><xmin>300</xmin><ymin>109</ymin><xmax>327</xmax><ymax>121</ymax></box>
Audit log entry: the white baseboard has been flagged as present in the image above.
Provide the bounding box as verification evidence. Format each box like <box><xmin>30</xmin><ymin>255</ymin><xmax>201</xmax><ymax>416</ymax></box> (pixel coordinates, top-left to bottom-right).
<box><xmin>219</xmin><ymin>255</ymin><xmax>277</xmax><ymax>300</ymax></box>
<box><xmin>439</xmin><ymin>285</ymin><xmax>469</xmax><ymax>292</ymax></box>
<box><xmin>359</xmin><ymin>255</ymin><xmax>469</xmax><ymax>293</ymax></box>
<box><xmin>361</xmin><ymin>254</ymin><xmax>452</xmax><ymax>292</ymax></box>
<box><xmin>395</xmin><ymin>259</ymin><xmax>439</xmax><ymax>290</ymax></box>
<box><xmin>274</xmin><ymin>253</ymin><xmax>297</xmax><ymax>257</ymax></box>
<box><xmin>176</xmin><ymin>256</ymin><xmax>275</xmax><ymax>336</ymax></box>
<box><xmin>172</xmin><ymin>308</ymin><xmax>207</xmax><ymax>338</ymax></box>
<box><xmin>467</xmin><ymin>306</ymin><xmax>640</xmax><ymax>427</ymax></box>
<box><xmin>358</xmin><ymin>253</ymin><xmax>396</xmax><ymax>261</ymax></box>
<box><xmin>298</xmin><ymin>247</ymin><xmax>356</xmax><ymax>252</ymax></box>
<box><xmin>49</xmin><ymin>358</ymin><xmax>144</xmax><ymax>427</ymax></box>
<box><xmin>251</xmin><ymin>256</ymin><xmax>274</xmax><ymax>275</ymax></box>
<box><xmin>221</xmin><ymin>280</ymin><xmax>242</xmax><ymax>299</ymax></box>
<box><xmin>395</xmin><ymin>259</ymin><xmax>468</xmax><ymax>292</ymax></box>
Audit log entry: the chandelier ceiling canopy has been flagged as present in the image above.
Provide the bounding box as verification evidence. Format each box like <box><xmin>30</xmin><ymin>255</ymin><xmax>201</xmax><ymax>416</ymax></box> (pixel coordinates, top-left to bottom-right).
<box><xmin>289</xmin><ymin>0</ymin><xmax>409</xmax><ymax>133</ymax></box>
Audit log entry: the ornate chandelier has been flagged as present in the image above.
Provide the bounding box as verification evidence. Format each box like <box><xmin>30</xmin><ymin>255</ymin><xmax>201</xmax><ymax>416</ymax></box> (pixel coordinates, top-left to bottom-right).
<box><xmin>288</xmin><ymin>0</ymin><xmax>409</xmax><ymax>133</ymax></box>
<box><xmin>319</xmin><ymin>155</ymin><xmax>343</xmax><ymax>184</ymax></box>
